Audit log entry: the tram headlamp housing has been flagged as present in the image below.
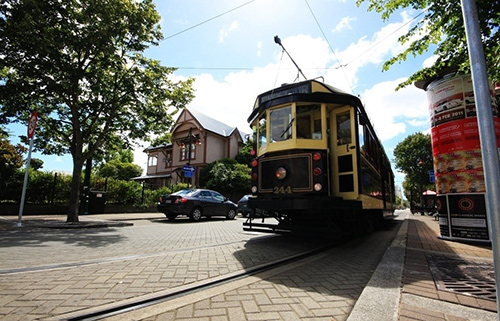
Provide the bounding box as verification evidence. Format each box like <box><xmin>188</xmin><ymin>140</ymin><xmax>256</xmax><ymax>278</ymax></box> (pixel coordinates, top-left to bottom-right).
<box><xmin>251</xmin><ymin>186</ymin><xmax>258</xmax><ymax>193</ymax></box>
<box><xmin>275</xmin><ymin>167</ymin><xmax>287</xmax><ymax>180</ymax></box>
<box><xmin>314</xmin><ymin>183</ymin><xmax>322</xmax><ymax>191</ymax></box>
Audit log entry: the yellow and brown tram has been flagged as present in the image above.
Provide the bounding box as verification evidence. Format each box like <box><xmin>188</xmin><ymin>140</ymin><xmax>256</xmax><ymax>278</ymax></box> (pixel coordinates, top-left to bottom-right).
<box><xmin>244</xmin><ymin>79</ymin><xmax>396</xmax><ymax>235</ymax></box>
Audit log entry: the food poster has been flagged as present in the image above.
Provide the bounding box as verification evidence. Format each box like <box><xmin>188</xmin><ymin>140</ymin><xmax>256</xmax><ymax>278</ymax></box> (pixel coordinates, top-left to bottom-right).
<box><xmin>426</xmin><ymin>74</ymin><xmax>499</xmax><ymax>242</ymax></box>
<box><xmin>427</xmin><ymin>75</ymin><xmax>500</xmax><ymax>196</ymax></box>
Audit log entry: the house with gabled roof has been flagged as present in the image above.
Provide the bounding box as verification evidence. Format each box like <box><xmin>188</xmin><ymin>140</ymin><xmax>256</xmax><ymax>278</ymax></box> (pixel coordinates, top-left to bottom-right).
<box><xmin>133</xmin><ymin>108</ymin><xmax>247</xmax><ymax>188</ymax></box>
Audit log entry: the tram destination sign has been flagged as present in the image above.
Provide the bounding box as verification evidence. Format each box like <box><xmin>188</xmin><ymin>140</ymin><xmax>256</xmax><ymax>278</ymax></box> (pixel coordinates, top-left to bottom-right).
<box><xmin>258</xmin><ymin>83</ymin><xmax>311</xmax><ymax>106</ymax></box>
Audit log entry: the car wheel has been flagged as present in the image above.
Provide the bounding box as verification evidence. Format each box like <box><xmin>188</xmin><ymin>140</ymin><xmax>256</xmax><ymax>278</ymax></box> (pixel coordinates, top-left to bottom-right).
<box><xmin>166</xmin><ymin>214</ymin><xmax>177</xmax><ymax>221</ymax></box>
<box><xmin>226</xmin><ymin>208</ymin><xmax>236</xmax><ymax>220</ymax></box>
<box><xmin>190</xmin><ymin>207</ymin><xmax>202</xmax><ymax>221</ymax></box>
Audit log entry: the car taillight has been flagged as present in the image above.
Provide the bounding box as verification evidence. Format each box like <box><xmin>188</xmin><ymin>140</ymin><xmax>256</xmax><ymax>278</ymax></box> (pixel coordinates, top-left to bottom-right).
<box><xmin>175</xmin><ymin>198</ymin><xmax>188</xmax><ymax>204</ymax></box>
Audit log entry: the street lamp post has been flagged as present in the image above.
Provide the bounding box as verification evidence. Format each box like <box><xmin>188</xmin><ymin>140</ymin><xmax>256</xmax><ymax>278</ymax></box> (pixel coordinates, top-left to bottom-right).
<box><xmin>180</xmin><ymin>127</ymin><xmax>202</xmax><ymax>186</ymax></box>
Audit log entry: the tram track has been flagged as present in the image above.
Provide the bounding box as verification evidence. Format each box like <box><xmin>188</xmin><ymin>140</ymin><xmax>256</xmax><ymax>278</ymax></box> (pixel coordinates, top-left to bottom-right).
<box><xmin>59</xmin><ymin>241</ymin><xmax>341</xmax><ymax>321</ymax></box>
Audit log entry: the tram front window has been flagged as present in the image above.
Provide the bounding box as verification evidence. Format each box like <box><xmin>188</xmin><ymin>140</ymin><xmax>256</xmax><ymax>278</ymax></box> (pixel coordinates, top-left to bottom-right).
<box><xmin>296</xmin><ymin>104</ymin><xmax>322</xmax><ymax>139</ymax></box>
<box><xmin>270</xmin><ymin>106</ymin><xmax>292</xmax><ymax>142</ymax></box>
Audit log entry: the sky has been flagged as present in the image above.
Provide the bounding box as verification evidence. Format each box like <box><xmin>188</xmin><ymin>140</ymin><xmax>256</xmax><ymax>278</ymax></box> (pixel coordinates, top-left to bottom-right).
<box><xmin>6</xmin><ymin>0</ymin><xmax>438</xmax><ymax>190</ymax></box>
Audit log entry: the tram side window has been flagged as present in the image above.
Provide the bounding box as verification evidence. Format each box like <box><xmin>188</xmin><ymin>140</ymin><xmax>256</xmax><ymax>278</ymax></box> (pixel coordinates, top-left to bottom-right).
<box><xmin>258</xmin><ymin>115</ymin><xmax>267</xmax><ymax>149</ymax></box>
<box><xmin>336</xmin><ymin>111</ymin><xmax>351</xmax><ymax>145</ymax></box>
<box><xmin>270</xmin><ymin>106</ymin><xmax>292</xmax><ymax>142</ymax></box>
<box><xmin>296</xmin><ymin>104</ymin><xmax>322</xmax><ymax>139</ymax></box>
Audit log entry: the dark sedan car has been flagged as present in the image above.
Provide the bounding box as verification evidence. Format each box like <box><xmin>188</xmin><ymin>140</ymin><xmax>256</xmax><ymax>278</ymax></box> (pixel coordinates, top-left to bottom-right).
<box><xmin>237</xmin><ymin>195</ymin><xmax>252</xmax><ymax>217</ymax></box>
<box><xmin>157</xmin><ymin>188</ymin><xmax>237</xmax><ymax>221</ymax></box>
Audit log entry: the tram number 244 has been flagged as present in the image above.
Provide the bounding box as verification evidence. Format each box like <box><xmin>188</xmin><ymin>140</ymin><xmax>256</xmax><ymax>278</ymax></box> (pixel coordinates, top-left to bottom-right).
<box><xmin>273</xmin><ymin>186</ymin><xmax>293</xmax><ymax>194</ymax></box>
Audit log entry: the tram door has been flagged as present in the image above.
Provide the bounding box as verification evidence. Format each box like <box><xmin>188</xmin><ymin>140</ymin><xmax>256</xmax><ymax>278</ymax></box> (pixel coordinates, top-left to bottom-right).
<box><xmin>330</xmin><ymin>106</ymin><xmax>358</xmax><ymax>199</ymax></box>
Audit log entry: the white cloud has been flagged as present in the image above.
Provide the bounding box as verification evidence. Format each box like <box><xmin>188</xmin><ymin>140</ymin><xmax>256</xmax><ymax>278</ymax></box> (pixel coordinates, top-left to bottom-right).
<box><xmin>332</xmin><ymin>16</ymin><xmax>356</xmax><ymax>33</ymax></box>
<box><xmin>423</xmin><ymin>55</ymin><xmax>438</xmax><ymax>68</ymax></box>
<box><xmin>360</xmin><ymin>78</ymin><xmax>428</xmax><ymax>141</ymax></box>
<box><xmin>133</xmin><ymin>15</ymin><xmax>430</xmax><ymax>173</ymax></box>
<box><xmin>257</xmin><ymin>41</ymin><xmax>262</xmax><ymax>57</ymax></box>
<box><xmin>218</xmin><ymin>21</ymin><xmax>239</xmax><ymax>43</ymax></box>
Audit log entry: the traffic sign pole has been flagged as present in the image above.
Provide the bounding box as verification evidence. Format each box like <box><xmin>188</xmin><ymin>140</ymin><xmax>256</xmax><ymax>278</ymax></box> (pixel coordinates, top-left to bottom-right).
<box><xmin>17</xmin><ymin>137</ymin><xmax>34</xmax><ymax>227</ymax></box>
<box><xmin>17</xmin><ymin>111</ymin><xmax>37</xmax><ymax>227</ymax></box>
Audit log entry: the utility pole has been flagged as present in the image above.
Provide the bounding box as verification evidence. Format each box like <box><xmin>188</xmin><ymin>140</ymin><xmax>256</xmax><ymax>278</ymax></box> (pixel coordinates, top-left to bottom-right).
<box><xmin>461</xmin><ymin>0</ymin><xmax>500</xmax><ymax>313</ymax></box>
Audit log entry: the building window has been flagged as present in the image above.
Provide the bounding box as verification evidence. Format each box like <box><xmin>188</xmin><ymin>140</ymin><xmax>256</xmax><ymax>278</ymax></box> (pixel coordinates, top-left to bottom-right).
<box><xmin>148</xmin><ymin>155</ymin><xmax>157</xmax><ymax>167</ymax></box>
<box><xmin>165</xmin><ymin>153</ymin><xmax>172</xmax><ymax>167</ymax></box>
<box><xmin>180</xmin><ymin>144</ymin><xmax>196</xmax><ymax>161</ymax></box>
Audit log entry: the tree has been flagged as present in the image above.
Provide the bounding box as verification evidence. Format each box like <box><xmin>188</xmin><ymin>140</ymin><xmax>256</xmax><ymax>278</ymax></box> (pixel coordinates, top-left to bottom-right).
<box><xmin>356</xmin><ymin>0</ymin><xmax>500</xmax><ymax>89</ymax></box>
<box><xmin>393</xmin><ymin>133</ymin><xmax>434</xmax><ymax>204</ymax></box>
<box><xmin>30</xmin><ymin>158</ymin><xmax>44</xmax><ymax>171</ymax></box>
<box><xmin>234</xmin><ymin>138</ymin><xmax>254</xmax><ymax>167</ymax></box>
<box><xmin>0</xmin><ymin>134</ymin><xmax>27</xmax><ymax>189</ymax></box>
<box><xmin>199</xmin><ymin>158</ymin><xmax>251</xmax><ymax>193</ymax></box>
<box><xmin>0</xmin><ymin>0</ymin><xmax>194</xmax><ymax>222</ymax></box>
<box><xmin>150</xmin><ymin>132</ymin><xmax>172</xmax><ymax>148</ymax></box>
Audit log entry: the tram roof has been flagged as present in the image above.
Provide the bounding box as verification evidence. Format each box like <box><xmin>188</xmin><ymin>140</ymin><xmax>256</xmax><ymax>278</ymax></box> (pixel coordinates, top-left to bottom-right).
<box><xmin>248</xmin><ymin>79</ymin><xmax>363</xmax><ymax>123</ymax></box>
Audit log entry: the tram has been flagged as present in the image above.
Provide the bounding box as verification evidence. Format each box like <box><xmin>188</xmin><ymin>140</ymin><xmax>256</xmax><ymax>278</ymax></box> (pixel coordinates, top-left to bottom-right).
<box><xmin>244</xmin><ymin>79</ymin><xmax>396</xmax><ymax>235</ymax></box>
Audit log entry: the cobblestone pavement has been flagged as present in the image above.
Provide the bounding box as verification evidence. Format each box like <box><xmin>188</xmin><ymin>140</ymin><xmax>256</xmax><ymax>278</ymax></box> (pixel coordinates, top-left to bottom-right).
<box><xmin>114</xmin><ymin>223</ymin><xmax>401</xmax><ymax>321</ymax></box>
<box><xmin>0</xmin><ymin>214</ymin><xmax>397</xmax><ymax>320</ymax></box>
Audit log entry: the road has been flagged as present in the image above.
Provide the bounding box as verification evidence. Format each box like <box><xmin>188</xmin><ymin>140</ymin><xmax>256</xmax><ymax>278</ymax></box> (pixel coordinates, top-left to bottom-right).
<box><xmin>0</xmin><ymin>213</ymin><xmax>403</xmax><ymax>320</ymax></box>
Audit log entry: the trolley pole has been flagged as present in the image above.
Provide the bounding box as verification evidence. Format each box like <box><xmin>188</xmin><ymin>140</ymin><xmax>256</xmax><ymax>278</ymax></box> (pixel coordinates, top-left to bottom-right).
<box><xmin>461</xmin><ymin>0</ymin><xmax>500</xmax><ymax>314</ymax></box>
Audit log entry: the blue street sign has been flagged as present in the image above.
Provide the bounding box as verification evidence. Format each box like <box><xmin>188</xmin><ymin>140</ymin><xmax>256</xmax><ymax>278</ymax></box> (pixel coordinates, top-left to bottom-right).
<box><xmin>185</xmin><ymin>171</ymin><xmax>193</xmax><ymax>178</ymax></box>
<box><xmin>182</xmin><ymin>165</ymin><xmax>196</xmax><ymax>172</ymax></box>
<box><xmin>429</xmin><ymin>170</ymin><xmax>435</xmax><ymax>183</ymax></box>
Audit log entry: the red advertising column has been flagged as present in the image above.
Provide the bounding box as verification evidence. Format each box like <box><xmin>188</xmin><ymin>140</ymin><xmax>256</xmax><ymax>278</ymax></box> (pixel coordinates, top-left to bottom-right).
<box><xmin>424</xmin><ymin>74</ymin><xmax>500</xmax><ymax>242</ymax></box>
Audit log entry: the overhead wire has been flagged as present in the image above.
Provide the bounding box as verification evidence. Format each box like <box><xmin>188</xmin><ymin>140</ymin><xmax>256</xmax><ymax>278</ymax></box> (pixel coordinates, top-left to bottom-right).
<box><xmin>162</xmin><ymin>0</ymin><xmax>427</xmax><ymax>83</ymax></box>
<box><xmin>341</xmin><ymin>8</ymin><xmax>428</xmax><ymax>68</ymax></box>
<box><xmin>303</xmin><ymin>0</ymin><xmax>355</xmax><ymax>93</ymax></box>
<box><xmin>163</xmin><ymin>0</ymin><xmax>257</xmax><ymax>41</ymax></box>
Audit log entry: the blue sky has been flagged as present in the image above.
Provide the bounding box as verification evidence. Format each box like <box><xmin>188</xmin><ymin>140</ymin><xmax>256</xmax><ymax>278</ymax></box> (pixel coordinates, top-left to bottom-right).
<box><xmin>7</xmin><ymin>0</ymin><xmax>438</xmax><ymax>189</ymax></box>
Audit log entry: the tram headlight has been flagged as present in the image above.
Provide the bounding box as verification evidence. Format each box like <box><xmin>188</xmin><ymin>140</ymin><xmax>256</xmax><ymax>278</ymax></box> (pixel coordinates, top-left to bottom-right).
<box><xmin>313</xmin><ymin>152</ymin><xmax>321</xmax><ymax>161</ymax></box>
<box><xmin>314</xmin><ymin>183</ymin><xmax>322</xmax><ymax>191</ymax></box>
<box><xmin>251</xmin><ymin>186</ymin><xmax>258</xmax><ymax>193</ymax></box>
<box><xmin>251</xmin><ymin>159</ymin><xmax>258</xmax><ymax>167</ymax></box>
<box><xmin>275</xmin><ymin>167</ymin><xmax>287</xmax><ymax>180</ymax></box>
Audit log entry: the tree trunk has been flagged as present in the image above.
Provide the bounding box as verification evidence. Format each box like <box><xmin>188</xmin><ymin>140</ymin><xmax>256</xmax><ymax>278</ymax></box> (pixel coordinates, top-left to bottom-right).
<box><xmin>67</xmin><ymin>159</ymin><xmax>84</xmax><ymax>223</ymax></box>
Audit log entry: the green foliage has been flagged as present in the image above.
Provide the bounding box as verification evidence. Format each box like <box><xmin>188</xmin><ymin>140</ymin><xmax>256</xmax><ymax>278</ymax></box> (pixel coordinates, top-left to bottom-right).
<box><xmin>234</xmin><ymin>138</ymin><xmax>254</xmax><ymax>166</ymax></box>
<box><xmin>0</xmin><ymin>136</ymin><xmax>26</xmax><ymax>189</ymax></box>
<box><xmin>0</xmin><ymin>169</ymin><xmax>72</xmax><ymax>204</ymax></box>
<box><xmin>98</xmin><ymin>159</ymin><xmax>143</xmax><ymax>180</ymax></box>
<box><xmin>0</xmin><ymin>0</ymin><xmax>195</xmax><ymax>221</ymax></box>
<box><xmin>150</xmin><ymin>133</ymin><xmax>172</xmax><ymax>148</ymax></box>
<box><xmin>105</xmin><ymin>179</ymin><xmax>142</xmax><ymax>205</ymax></box>
<box><xmin>199</xmin><ymin>158</ymin><xmax>251</xmax><ymax>192</ymax></box>
<box><xmin>142</xmin><ymin>186</ymin><xmax>172</xmax><ymax>206</ymax></box>
<box><xmin>394</xmin><ymin>132</ymin><xmax>434</xmax><ymax>199</ymax></box>
<box><xmin>356</xmin><ymin>0</ymin><xmax>500</xmax><ymax>88</ymax></box>
<box><xmin>30</xmin><ymin>158</ymin><xmax>44</xmax><ymax>171</ymax></box>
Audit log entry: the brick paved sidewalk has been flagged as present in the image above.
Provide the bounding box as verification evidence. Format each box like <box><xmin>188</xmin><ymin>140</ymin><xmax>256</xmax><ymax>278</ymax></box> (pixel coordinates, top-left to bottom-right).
<box><xmin>398</xmin><ymin>214</ymin><xmax>497</xmax><ymax>321</ymax></box>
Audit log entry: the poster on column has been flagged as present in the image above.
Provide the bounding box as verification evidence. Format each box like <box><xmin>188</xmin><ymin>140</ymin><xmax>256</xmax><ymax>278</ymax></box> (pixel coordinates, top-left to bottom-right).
<box><xmin>426</xmin><ymin>74</ymin><xmax>499</xmax><ymax>242</ymax></box>
<box><xmin>448</xmin><ymin>194</ymin><xmax>489</xmax><ymax>240</ymax></box>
